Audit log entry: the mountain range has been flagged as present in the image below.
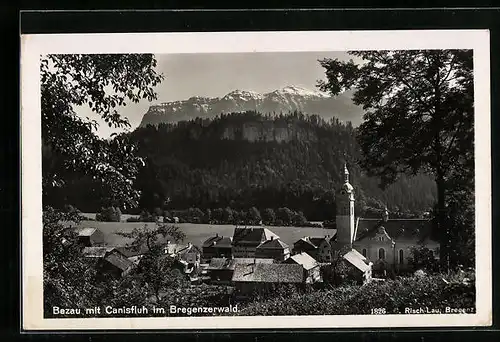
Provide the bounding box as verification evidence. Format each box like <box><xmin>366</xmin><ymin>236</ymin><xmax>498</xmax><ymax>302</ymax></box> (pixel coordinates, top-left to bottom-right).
<box><xmin>139</xmin><ymin>86</ymin><xmax>364</xmax><ymax>127</ymax></box>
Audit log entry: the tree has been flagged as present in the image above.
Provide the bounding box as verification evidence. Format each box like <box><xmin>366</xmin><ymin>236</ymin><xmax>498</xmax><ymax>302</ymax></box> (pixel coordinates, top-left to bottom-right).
<box><xmin>116</xmin><ymin>223</ymin><xmax>187</xmax><ymax>302</ymax></box>
<box><xmin>407</xmin><ymin>246</ymin><xmax>441</xmax><ymax>273</ymax></box>
<box><xmin>41</xmin><ymin>54</ymin><xmax>164</xmax><ymax>210</ymax></box>
<box><xmin>96</xmin><ymin>206</ymin><xmax>122</xmax><ymax>222</ymax></box>
<box><xmin>318</xmin><ymin>50</ymin><xmax>474</xmax><ymax>270</ymax></box>
<box><xmin>43</xmin><ymin>206</ymin><xmax>104</xmax><ymax>315</ymax></box>
<box><xmin>247</xmin><ymin>206</ymin><xmax>262</xmax><ymax>225</ymax></box>
<box><xmin>261</xmin><ymin>208</ymin><xmax>276</xmax><ymax>225</ymax></box>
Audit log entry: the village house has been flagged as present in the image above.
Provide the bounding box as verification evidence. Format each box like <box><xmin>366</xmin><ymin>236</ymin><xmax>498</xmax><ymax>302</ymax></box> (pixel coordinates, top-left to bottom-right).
<box><xmin>332</xmin><ymin>164</ymin><xmax>439</xmax><ymax>278</ymax></box>
<box><xmin>231</xmin><ymin>262</ymin><xmax>304</xmax><ymax>296</ymax></box>
<box><xmin>231</xmin><ymin>227</ymin><xmax>279</xmax><ymax>258</ymax></box>
<box><xmin>82</xmin><ymin>246</ymin><xmax>116</xmax><ymax>259</ymax></box>
<box><xmin>202</xmin><ymin>233</ymin><xmax>233</xmax><ymax>262</ymax></box>
<box><xmin>114</xmin><ymin>244</ymin><xmax>152</xmax><ymax>265</ymax></box>
<box><xmin>340</xmin><ymin>249</ymin><xmax>373</xmax><ymax>284</ymax></box>
<box><xmin>207</xmin><ymin>257</ymin><xmax>274</xmax><ymax>285</ymax></box>
<box><xmin>73</xmin><ymin>227</ymin><xmax>105</xmax><ymax>247</ymax></box>
<box><xmin>97</xmin><ymin>252</ymin><xmax>136</xmax><ymax>279</ymax></box>
<box><xmin>292</xmin><ymin>235</ymin><xmax>335</xmax><ymax>262</ymax></box>
<box><xmin>285</xmin><ymin>252</ymin><xmax>321</xmax><ymax>284</ymax></box>
<box><xmin>255</xmin><ymin>236</ymin><xmax>290</xmax><ymax>261</ymax></box>
<box><xmin>164</xmin><ymin>242</ymin><xmax>201</xmax><ymax>275</ymax></box>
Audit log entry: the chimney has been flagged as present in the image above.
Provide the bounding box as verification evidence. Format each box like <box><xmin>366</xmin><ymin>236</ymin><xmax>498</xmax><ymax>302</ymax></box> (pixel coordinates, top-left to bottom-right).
<box><xmin>216</xmin><ymin>233</ymin><xmax>219</xmax><ymax>238</ymax></box>
<box><xmin>271</xmin><ymin>236</ymin><xmax>274</xmax><ymax>240</ymax></box>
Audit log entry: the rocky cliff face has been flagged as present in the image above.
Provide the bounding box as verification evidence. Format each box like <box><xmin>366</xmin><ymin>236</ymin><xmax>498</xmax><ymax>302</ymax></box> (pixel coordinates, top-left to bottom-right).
<box><xmin>139</xmin><ymin>86</ymin><xmax>363</xmax><ymax>128</ymax></box>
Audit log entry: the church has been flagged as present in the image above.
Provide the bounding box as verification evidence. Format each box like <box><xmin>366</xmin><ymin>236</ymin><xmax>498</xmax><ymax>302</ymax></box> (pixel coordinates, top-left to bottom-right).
<box><xmin>334</xmin><ymin>164</ymin><xmax>440</xmax><ymax>276</ymax></box>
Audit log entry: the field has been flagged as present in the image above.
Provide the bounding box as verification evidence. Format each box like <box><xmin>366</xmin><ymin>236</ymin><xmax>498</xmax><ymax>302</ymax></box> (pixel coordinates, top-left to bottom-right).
<box><xmin>76</xmin><ymin>219</ymin><xmax>336</xmax><ymax>248</ymax></box>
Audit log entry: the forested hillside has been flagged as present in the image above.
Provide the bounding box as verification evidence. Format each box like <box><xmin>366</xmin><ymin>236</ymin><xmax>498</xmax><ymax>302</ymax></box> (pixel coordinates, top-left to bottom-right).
<box><xmin>44</xmin><ymin>111</ymin><xmax>436</xmax><ymax>220</ymax></box>
<box><xmin>129</xmin><ymin>111</ymin><xmax>436</xmax><ymax>220</ymax></box>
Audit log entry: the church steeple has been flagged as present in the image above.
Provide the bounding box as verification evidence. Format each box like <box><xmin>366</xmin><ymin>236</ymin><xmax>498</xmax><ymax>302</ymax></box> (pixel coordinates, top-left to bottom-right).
<box><xmin>344</xmin><ymin>162</ymin><xmax>350</xmax><ymax>183</ymax></box>
<box><xmin>336</xmin><ymin>161</ymin><xmax>356</xmax><ymax>247</ymax></box>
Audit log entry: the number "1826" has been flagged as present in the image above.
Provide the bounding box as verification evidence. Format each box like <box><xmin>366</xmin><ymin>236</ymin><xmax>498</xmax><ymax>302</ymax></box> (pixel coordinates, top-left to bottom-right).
<box><xmin>371</xmin><ymin>308</ymin><xmax>386</xmax><ymax>314</ymax></box>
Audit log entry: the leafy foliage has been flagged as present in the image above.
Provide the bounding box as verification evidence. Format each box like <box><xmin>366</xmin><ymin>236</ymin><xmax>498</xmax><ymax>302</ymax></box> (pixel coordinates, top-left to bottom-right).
<box><xmin>41</xmin><ymin>54</ymin><xmax>163</xmax><ymax>210</ymax></box>
<box><xmin>407</xmin><ymin>246</ymin><xmax>441</xmax><ymax>273</ymax></box>
<box><xmin>318</xmin><ymin>50</ymin><xmax>474</xmax><ymax>268</ymax></box>
<box><xmin>238</xmin><ymin>272</ymin><xmax>475</xmax><ymax>316</ymax></box>
<box><xmin>115</xmin><ymin>223</ymin><xmax>187</xmax><ymax>301</ymax></box>
<box><xmin>96</xmin><ymin>206</ymin><xmax>122</xmax><ymax>222</ymax></box>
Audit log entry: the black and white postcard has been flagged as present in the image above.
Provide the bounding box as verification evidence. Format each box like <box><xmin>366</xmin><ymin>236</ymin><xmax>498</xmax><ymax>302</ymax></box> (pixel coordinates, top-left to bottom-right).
<box><xmin>21</xmin><ymin>30</ymin><xmax>492</xmax><ymax>330</ymax></box>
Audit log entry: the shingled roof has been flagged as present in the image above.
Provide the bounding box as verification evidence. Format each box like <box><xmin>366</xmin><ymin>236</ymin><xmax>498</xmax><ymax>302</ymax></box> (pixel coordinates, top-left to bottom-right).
<box><xmin>355</xmin><ymin>218</ymin><xmax>435</xmax><ymax>244</ymax></box>
<box><xmin>256</xmin><ymin>238</ymin><xmax>289</xmax><ymax>250</ymax></box>
<box><xmin>232</xmin><ymin>263</ymin><xmax>304</xmax><ymax>283</ymax></box>
<box><xmin>82</xmin><ymin>246</ymin><xmax>115</xmax><ymax>258</ymax></box>
<box><xmin>208</xmin><ymin>257</ymin><xmax>274</xmax><ymax>271</ymax></box>
<box><xmin>114</xmin><ymin>244</ymin><xmax>151</xmax><ymax>258</ymax></box>
<box><xmin>232</xmin><ymin>227</ymin><xmax>279</xmax><ymax>246</ymax></box>
<box><xmin>343</xmin><ymin>249</ymin><xmax>372</xmax><ymax>272</ymax></box>
<box><xmin>104</xmin><ymin>253</ymin><xmax>135</xmax><ymax>272</ymax></box>
<box><xmin>74</xmin><ymin>227</ymin><xmax>98</xmax><ymax>236</ymax></box>
<box><xmin>287</xmin><ymin>252</ymin><xmax>318</xmax><ymax>271</ymax></box>
<box><xmin>202</xmin><ymin>235</ymin><xmax>233</xmax><ymax>248</ymax></box>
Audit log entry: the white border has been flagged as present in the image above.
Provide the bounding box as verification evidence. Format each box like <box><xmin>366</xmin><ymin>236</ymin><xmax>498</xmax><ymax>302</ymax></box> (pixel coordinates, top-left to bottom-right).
<box><xmin>21</xmin><ymin>30</ymin><xmax>492</xmax><ymax>330</ymax></box>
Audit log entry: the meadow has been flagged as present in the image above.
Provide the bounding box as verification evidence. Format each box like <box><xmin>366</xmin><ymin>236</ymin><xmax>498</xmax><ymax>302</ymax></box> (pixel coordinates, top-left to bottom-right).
<box><xmin>76</xmin><ymin>214</ymin><xmax>335</xmax><ymax>248</ymax></box>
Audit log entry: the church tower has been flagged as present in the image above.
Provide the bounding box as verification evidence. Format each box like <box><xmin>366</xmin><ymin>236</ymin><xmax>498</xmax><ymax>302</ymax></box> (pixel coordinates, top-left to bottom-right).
<box><xmin>336</xmin><ymin>163</ymin><xmax>355</xmax><ymax>247</ymax></box>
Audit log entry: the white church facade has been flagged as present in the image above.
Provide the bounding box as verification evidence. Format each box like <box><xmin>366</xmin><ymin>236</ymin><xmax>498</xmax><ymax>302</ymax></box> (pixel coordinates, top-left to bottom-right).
<box><xmin>333</xmin><ymin>164</ymin><xmax>440</xmax><ymax>277</ymax></box>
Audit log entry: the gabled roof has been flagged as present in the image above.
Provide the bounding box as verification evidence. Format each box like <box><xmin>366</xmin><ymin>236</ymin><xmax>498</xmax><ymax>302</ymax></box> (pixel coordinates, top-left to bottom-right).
<box><xmin>294</xmin><ymin>234</ymin><xmax>336</xmax><ymax>250</ymax></box>
<box><xmin>309</xmin><ymin>236</ymin><xmax>333</xmax><ymax>247</ymax></box>
<box><xmin>287</xmin><ymin>252</ymin><xmax>318</xmax><ymax>270</ymax></box>
<box><xmin>176</xmin><ymin>244</ymin><xmax>201</xmax><ymax>257</ymax></box>
<box><xmin>343</xmin><ymin>249</ymin><xmax>372</xmax><ymax>272</ymax></box>
<box><xmin>355</xmin><ymin>218</ymin><xmax>435</xmax><ymax>243</ymax></box>
<box><xmin>293</xmin><ymin>238</ymin><xmax>317</xmax><ymax>251</ymax></box>
<box><xmin>232</xmin><ymin>227</ymin><xmax>279</xmax><ymax>245</ymax></box>
<box><xmin>202</xmin><ymin>235</ymin><xmax>233</xmax><ymax>248</ymax></box>
<box><xmin>104</xmin><ymin>253</ymin><xmax>135</xmax><ymax>271</ymax></box>
<box><xmin>208</xmin><ymin>257</ymin><xmax>274</xmax><ymax>271</ymax></box>
<box><xmin>74</xmin><ymin>227</ymin><xmax>98</xmax><ymax>236</ymax></box>
<box><xmin>115</xmin><ymin>244</ymin><xmax>151</xmax><ymax>258</ymax></box>
<box><xmin>232</xmin><ymin>263</ymin><xmax>304</xmax><ymax>283</ymax></box>
<box><xmin>82</xmin><ymin>246</ymin><xmax>115</xmax><ymax>258</ymax></box>
<box><xmin>256</xmin><ymin>238</ymin><xmax>289</xmax><ymax>250</ymax></box>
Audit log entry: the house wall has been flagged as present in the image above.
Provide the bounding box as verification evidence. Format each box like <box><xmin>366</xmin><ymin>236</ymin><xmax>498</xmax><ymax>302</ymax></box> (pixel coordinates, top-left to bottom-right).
<box><xmin>256</xmin><ymin>247</ymin><xmax>290</xmax><ymax>261</ymax></box>
<box><xmin>90</xmin><ymin>230</ymin><xmax>105</xmax><ymax>246</ymax></box>
<box><xmin>232</xmin><ymin>245</ymin><xmax>258</xmax><ymax>258</ymax></box>
<box><xmin>203</xmin><ymin>247</ymin><xmax>232</xmax><ymax>261</ymax></box>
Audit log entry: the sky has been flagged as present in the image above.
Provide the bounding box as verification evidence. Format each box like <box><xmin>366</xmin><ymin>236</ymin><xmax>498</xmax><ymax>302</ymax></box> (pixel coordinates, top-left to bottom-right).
<box><xmin>77</xmin><ymin>51</ymin><xmax>355</xmax><ymax>138</ymax></box>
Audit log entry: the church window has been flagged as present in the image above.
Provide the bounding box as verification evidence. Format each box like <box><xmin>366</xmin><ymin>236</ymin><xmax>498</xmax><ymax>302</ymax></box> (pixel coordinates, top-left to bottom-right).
<box><xmin>362</xmin><ymin>248</ymin><xmax>367</xmax><ymax>257</ymax></box>
<box><xmin>378</xmin><ymin>248</ymin><xmax>385</xmax><ymax>260</ymax></box>
<box><xmin>399</xmin><ymin>249</ymin><xmax>404</xmax><ymax>264</ymax></box>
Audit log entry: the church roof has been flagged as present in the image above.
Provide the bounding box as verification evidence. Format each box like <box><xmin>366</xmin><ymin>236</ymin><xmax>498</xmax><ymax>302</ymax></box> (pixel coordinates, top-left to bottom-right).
<box><xmin>354</xmin><ymin>218</ymin><xmax>435</xmax><ymax>243</ymax></box>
